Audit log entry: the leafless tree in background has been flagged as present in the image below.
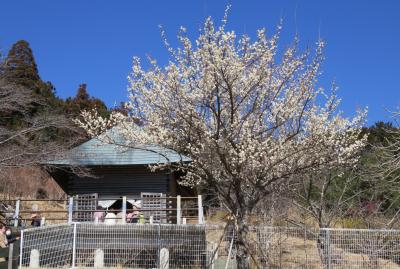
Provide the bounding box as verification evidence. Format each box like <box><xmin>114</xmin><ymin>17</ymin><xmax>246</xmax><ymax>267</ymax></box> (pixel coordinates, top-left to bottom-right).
<box><xmin>373</xmin><ymin>111</ymin><xmax>400</xmax><ymax>182</ymax></box>
<box><xmin>290</xmin><ymin>115</ymin><xmax>400</xmax><ymax>268</ymax></box>
<box><xmin>0</xmin><ymin>77</ymin><xmax>86</xmax><ymax>198</ymax></box>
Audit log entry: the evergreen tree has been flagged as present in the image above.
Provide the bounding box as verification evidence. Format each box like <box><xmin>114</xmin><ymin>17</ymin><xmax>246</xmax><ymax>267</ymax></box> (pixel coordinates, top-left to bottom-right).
<box><xmin>65</xmin><ymin>84</ymin><xmax>108</xmax><ymax>118</ymax></box>
<box><xmin>76</xmin><ymin>83</ymin><xmax>90</xmax><ymax>101</ymax></box>
<box><xmin>2</xmin><ymin>40</ymin><xmax>59</xmax><ymax>102</ymax></box>
<box><xmin>3</xmin><ymin>40</ymin><xmax>40</xmax><ymax>84</ymax></box>
<box><xmin>365</xmin><ymin>121</ymin><xmax>396</xmax><ymax>147</ymax></box>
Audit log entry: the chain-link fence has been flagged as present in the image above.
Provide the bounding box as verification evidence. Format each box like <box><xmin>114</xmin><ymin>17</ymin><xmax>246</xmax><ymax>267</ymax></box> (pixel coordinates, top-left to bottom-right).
<box><xmin>19</xmin><ymin>223</ymin><xmax>400</xmax><ymax>268</ymax></box>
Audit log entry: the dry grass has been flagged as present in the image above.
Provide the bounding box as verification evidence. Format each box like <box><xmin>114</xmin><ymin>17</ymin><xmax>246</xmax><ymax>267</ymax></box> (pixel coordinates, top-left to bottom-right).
<box><xmin>19</xmin><ymin>199</ymin><xmax>68</xmax><ymax>225</ymax></box>
<box><xmin>0</xmin><ymin>167</ymin><xmax>64</xmax><ymax>199</ymax></box>
<box><xmin>260</xmin><ymin>235</ymin><xmax>400</xmax><ymax>269</ymax></box>
<box><xmin>205</xmin><ymin>227</ymin><xmax>400</xmax><ymax>269</ymax></box>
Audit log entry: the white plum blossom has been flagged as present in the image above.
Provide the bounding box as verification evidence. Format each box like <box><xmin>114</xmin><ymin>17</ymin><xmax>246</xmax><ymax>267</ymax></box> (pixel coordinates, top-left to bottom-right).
<box><xmin>77</xmin><ymin>10</ymin><xmax>367</xmax><ymax>268</ymax></box>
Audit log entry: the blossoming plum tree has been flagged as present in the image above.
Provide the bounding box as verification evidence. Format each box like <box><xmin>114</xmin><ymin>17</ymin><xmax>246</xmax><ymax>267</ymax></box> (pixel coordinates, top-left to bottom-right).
<box><xmin>77</xmin><ymin>10</ymin><xmax>367</xmax><ymax>268</ymax></box>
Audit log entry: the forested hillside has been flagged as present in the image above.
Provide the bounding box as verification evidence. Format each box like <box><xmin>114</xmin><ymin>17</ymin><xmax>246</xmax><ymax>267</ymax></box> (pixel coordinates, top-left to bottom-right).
<box><xmin>0</xmin><ymin>40</ymin><xmax>112</xmax><ymax>198</ymax></box>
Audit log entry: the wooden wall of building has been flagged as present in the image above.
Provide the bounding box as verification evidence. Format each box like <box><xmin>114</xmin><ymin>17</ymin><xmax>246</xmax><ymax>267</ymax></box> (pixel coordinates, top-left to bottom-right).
<box><xmin>64</xmin><ymin>165</ymin><xmax>174</xmax><ymax>197</ymax></box>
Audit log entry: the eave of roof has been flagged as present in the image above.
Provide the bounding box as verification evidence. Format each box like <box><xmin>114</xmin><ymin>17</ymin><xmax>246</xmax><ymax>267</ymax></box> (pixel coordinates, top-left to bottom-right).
<box><xmin>45</xmin><ymin>130</ymin><xmax>191</xmax><ymax>166</ymax></box>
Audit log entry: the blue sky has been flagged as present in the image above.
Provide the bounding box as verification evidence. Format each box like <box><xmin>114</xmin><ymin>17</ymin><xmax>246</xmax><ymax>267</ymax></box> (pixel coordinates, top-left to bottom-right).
<box><xmin>0</xmin><ymin>0</ymin><xmax>399</xmax><ymax>124</ymax></box>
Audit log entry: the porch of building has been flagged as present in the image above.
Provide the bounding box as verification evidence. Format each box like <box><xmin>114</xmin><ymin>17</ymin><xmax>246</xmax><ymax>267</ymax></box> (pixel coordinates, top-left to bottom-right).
<box><xmin>0</xmin><ymin>194</ymin><xmax>204</xmax><ymax>228</ymax></box>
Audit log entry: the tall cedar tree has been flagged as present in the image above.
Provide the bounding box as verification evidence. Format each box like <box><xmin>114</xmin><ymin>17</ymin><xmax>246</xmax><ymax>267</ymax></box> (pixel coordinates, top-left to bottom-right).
<box><xmin>3</xmin><ymin>40</ymin><xmax>58</xmax><ymax>102</ymax></box>
<box><xmin>65</xmin><ymin>84</ymin><xmax>108</xmax><ymax>118</ymax></box>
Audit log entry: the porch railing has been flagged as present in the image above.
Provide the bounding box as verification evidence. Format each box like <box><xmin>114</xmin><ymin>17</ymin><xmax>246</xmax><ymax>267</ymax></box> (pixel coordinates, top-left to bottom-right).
<box><xmin>0</xmin><ymin>195</ymin><xmax>204</xmax><ymax>228</ymax></box>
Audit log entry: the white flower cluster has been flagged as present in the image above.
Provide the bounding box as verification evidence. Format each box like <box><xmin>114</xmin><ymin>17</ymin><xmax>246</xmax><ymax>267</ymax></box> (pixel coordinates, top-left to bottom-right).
<box><xmin>75</xmin><ymin>110</ymin><xmax>127</xmax><ymax>138</ymax></box>
<box><xmin>78</xmin><ymin>12</ymin><xmax>367</xmax><ymax>209</ymax></box>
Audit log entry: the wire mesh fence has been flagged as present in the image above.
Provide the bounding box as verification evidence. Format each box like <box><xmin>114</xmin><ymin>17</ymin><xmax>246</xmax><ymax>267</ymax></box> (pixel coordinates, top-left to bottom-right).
<box><xmin>20</xmin><ymin>224</ymin><xmax>74</xmax><ymax>267</ymax></box>
<box><xmin>19</xmin><ymin>223</ymin><xmax>400</xmax><ymax>269</ymax></box>
<box><xmin>20</xmin><ymin>223</ymin><xmax>208</xmax><ymax>268</ymax></box>
<box><xmin>223</xmin><ymin>227</ymin><xmax>400</xmax><ymax>269</ymax></box>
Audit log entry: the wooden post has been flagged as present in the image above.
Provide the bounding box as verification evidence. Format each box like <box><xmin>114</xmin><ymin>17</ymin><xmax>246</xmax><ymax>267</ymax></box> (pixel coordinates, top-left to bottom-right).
<box><xmin>176</xmin><ymin>195</ymin><xmax>181</xmax><ymax>225</ymax></box>
<box><xmin>68</xmin><ymin>197</ymin><xmax>74</xmax><ymax>224</ymax></box>
<box><xmin>122</xmin><ymin>196</ymin><xmax>127</xmax><ymax>224</ymax></box>
<box><xmin>13</xmin><ymin>199</ymin><xmax>20</xmax><ymax>227</ymax></box>
<box><xmin>40</xmin><ymin>217</ymin><xmax>45</xmax><ymax>227</ymax></box>
<box><xmin>198</xmin><ymin>195</ymin><xmax>204</xmax><ymax>224</ymax></box>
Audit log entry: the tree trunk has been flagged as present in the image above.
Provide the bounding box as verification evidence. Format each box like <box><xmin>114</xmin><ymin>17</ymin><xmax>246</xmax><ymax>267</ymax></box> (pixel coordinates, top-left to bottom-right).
<box><xmin>316</xmin><ymin>229</ymin><xmax>330</xmax><ymax>269</ymax></box>
<box><xmin>235</xmin><ymin>218</ymin><xmax>251</xmax><ymax>269</ymax></box>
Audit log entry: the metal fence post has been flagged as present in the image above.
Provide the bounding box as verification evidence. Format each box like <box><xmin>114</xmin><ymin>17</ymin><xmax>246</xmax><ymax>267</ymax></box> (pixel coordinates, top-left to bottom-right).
<box><xmin>198</xmin><ymin>195</ymin><xmax>204</xmax><ymax>224</ymax></box>
<box><xmin>157</xmin><ymin>223</ymin><xmax>161</xmax><ymax>268</ymax></box>
<box><xmin>176</xmin><ymin>195</ymin><xmax>181</xmax><ymax>225</ymax></box>
<box><xmin>19</xmin><ymin>230</ymin><xmax>23</xmax><ymax>268</ymax></box>
<box><xmin>13</xmin><ymin>199</ymin><xmax>20</xmax><ymax>227</ymax></box>
<box><xmin>8</xmin><ymin>243</ymin><xmax>13</xmax><ymax>269</ymax></box>
<box><xmin>72</xmin><ymin>223</ymin><xmax>77</xmax><ymax>268</ymax></box>
<box><xmin>68</xmin><ymin>197</ymin><xmax>74</xmax><ymax>224</ymax></box>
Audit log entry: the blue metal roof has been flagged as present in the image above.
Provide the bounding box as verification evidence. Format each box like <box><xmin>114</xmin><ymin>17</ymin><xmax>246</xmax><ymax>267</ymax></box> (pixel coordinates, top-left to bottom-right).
<box><xmin>47</xmin><ymin>130</ymin><xmax>191</xmax><ymax>166</ymax></box>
